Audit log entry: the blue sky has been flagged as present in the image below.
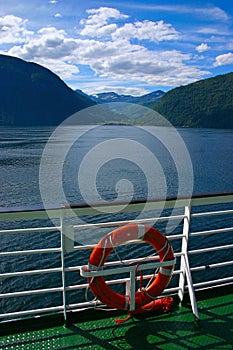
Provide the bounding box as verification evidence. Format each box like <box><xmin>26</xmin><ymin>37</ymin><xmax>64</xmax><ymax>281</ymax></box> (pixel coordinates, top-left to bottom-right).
<box><xmin>0</xmin><ymin>0</ymin><xmax>233</xmax><ymax>95</ymax></box>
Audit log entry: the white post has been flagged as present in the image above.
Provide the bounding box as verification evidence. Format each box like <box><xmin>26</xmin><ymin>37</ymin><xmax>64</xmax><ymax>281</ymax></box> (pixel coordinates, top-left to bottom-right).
<box><xmin>60</xmin><ymin>209</ymin><xmax>67</xmax><ymax>324</ymax></box>
<box><xmin>178</xmin><ymin>205</ymin><xmax>199</xmax><ymax>319</ymax></box>
<box><xmin>178</xmin><ymin>205</ymin><xmax>190</xmax><ymax>302</ymax></box>
<box><xmin>129</xmin><ymin>268</ymin><xmax>136</xmax><ymax>311</ymax></box>
<box><xmin>184</xmin><ymin>254</ymin><xmax>199</xmax><ymax>320</ymax></box>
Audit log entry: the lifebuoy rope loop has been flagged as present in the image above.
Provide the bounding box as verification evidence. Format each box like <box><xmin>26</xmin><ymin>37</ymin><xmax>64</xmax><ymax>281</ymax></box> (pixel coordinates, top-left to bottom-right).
<box><xmin>140</xmin><ymin>236</ymin><xmax>172</xmax><ymax>292</ymax></box>
<box><xmin>87</xmin><ymin>224</ymin><xmax>175</xmax><ymax>311</ymax></box>
<box><xmin>109</xmin><ymin>234</ymin><xmax>127</xmax><ymax>265</ymax></box>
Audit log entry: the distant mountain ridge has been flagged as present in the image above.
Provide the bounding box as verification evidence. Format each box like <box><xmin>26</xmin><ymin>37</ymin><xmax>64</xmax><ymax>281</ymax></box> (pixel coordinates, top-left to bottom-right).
<box><xmin>0</xmin><ymin>54</ymin><xmax>95</xmax><ymax>126</ymax></box>
<box><xmin>88</xmin><ymin>90</ymin><xmax>165</xmax><ymax>108</ymax></box>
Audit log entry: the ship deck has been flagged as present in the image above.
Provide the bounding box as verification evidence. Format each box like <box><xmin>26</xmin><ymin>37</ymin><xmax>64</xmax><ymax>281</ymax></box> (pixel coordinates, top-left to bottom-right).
<box><xmin>0</xmin><ymin>290</ymin><xmax>232</xmax><ymax>350</ymax></box>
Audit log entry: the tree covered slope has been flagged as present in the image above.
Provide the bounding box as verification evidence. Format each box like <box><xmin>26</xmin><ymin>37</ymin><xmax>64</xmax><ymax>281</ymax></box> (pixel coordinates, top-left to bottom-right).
<box><xmin>155</xmin><ymin>72</ymin><xmax>233</xmax><ymax>129</ymax></box>
<box><xmin>0</xmin><ymin>54</ymin><xmax>95</xmax><ymax>126</ymax></box>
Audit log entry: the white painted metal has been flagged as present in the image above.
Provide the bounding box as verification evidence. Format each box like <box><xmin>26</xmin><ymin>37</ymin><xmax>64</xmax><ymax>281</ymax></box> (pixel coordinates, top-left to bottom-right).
<box><xmin>60</xmin><ymin>209</ymin><xmax>67</xmax><ymax>322</ymax></box>
<box><xmin>80</xmin><ymin>259</ymin><xmax>176</xmax><ymax>278</ymax></box>
<box><xmin>0</xmin><ymin>306</ymin><xmax>64</xmax><ymax>319</ymax></box>
<box><xmin>193</xmin><ymin>276</ymin><xmax>233</xmax><ymax>287</ymax></box>
<box><xmin>190</xmin><ymin>260</ymin><xmax>233</xmax><ymax>272</ymax></box>
<box><xmin>190</xmin><ymin>227</ymin><xmax>233</xmax><ymax>236</ymax></box>
<box><xmin>0</xmin><ymin>287</ymin><xmax>63</xmax><ymax>298</ymax></box>
<box><xmin>178</xmin><ymin>205</ymin><xmax>190</xmax><ymax>302</ymax></box>
<box><xmin>178</xmin><ymin>205</ymin><xmax>199</xmax><ymax>319</ymax></box>
<box><xmin>0</xmin><ymin>193</ymin><xmax>232</xmax><ymax>322</ymax></box>
<box><xmin>184</xmin><ymin>254</ymin><xmax>199</xmax><ymax>319</ymax></box>
<box><xmin>129</xmin><ymin>269</ymin><xmax>136</xmax><ymax>311</ymax></box>
<box><xmin>189</xmin><ymin>244</ymin><xmax>233</xmax><ymax>255</ymax></box>
<box><xmin>191</xmin><ymin>209</ymin><xmax>233</xmax><ymax>218</ymax></box>
<box><xmin>0</xmin><ymin>267</ymin><xmax>62</xmax><ymax>278</ymax></box>
<box><xmin>0</xmin><ymin>248</ymin><xmax>60</xmax><ymax>257</ymax></box>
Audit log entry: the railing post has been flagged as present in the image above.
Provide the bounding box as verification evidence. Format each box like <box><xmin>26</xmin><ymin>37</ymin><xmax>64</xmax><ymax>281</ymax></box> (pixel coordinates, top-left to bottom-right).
<box><xmin>60</xmin><ymin>208</ymin><xmax>67</xmax><ymax>324</ymax></box>
<box><xmin>178</xmin><ymin>205</ymin><xmax>190</xmax><ymax>302</ymax></box>
<box><xmin>178</xmin><ymin>205</ymin><xmax>199</xmax><ymax>320</ymax></box>
<box><xmin>184</xmin><ymin>252</ymin><xmax>199</xmax><ymax>320</ymax></box>
<box><xmin>129</xmin><ymin>268</ymin><xmax>136</xmax><ymax>311</ymax></box>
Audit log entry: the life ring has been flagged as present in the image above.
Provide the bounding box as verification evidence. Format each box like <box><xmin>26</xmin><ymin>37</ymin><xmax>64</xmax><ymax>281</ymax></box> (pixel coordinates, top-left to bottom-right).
<box><xmin>87</xmin><ymin>224</ymin><xmax>175</xmax><ymax>311</ymax></box>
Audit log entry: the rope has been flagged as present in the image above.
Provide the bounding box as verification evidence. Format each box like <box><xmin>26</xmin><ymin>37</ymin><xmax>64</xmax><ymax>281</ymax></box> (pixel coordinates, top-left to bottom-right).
<box><xmin>115</xmin><ymin>314</ymin><xmax>132</xmax><ymax>324</ymax></box>
<box><xmin>97</xmin><ymin>236</ymin><xmax>109</xmax><ymax>270</ymax></box>
<box><xmin>143</xmin><ymin>240</ymin><xmax>171</xmax><ymax>292</ymax></box>
<box><xmin>139</xmin><ymin>270</ymin><xmax>143</xmax><ymax>291</ymax></box>
<box><xmin>109</xmin><ymin>234</ymin><xmax>126</xmax><ymax>265</ymax></box>
<box><xmin>85</xmin><ymin>236</ymin><xmax>109</xmax><ymax>303</ymax></box>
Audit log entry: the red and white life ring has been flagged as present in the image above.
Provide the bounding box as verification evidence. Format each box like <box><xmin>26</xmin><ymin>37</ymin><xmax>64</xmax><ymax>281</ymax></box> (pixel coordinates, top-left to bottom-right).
<box><xmin>87</xmin><ymin>224</ymin><xmax>175</xmax><ymax>312</ymax></box>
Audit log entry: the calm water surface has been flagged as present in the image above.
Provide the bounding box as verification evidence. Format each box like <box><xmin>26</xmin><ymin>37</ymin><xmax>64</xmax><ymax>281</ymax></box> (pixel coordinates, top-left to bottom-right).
<box><xmin>0</xmin><ymin>125</ymin><xmax>232</xmax><ymax>208</ymax></box>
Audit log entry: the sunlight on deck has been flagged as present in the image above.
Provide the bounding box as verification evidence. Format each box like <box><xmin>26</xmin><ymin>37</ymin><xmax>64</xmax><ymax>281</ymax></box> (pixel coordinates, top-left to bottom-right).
<box><xmin>0</xmin><ymin>293</ymin><xmax>232</xmax><ymax>349</ymax></box>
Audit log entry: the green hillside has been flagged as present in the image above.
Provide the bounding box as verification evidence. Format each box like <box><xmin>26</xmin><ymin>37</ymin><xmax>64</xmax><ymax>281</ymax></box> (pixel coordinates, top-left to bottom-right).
<box><xmin>1</xmin><ymin>54</ymin><xmax>232</xmax><ymax>128</ymax></box>
<box><xmin>155</xmin><ymin>72</ymin><xmax>233</xmax><ymax>129</ymax></box>
<box><xmin>0</xmin><ymin>54</ymin><xmax>95</xmax><ymax>126</ymax></box>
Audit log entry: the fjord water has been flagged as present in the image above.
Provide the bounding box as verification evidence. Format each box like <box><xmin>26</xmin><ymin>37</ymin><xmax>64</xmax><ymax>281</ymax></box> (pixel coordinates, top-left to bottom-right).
<box><xmin>0</xmin><ymin>125</ymin><xmax>232</xmax><ymax>208</ymax></box>
<box><xmin>0</xmin><ymin>125</ymin><xmax>232</xmax><ymax>315</ymax></box>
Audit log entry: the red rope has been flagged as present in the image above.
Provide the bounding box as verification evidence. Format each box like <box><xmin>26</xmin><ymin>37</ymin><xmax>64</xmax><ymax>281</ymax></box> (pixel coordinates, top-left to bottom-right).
<box><xmin>115</xmin><ymin>297</ymin><xmax>174</xmax><ymax>324</ymax></box>
<box><xmin>115</xmin><ymin>314</ymin><xmax>132</xmax><ymax>324</ymax></box>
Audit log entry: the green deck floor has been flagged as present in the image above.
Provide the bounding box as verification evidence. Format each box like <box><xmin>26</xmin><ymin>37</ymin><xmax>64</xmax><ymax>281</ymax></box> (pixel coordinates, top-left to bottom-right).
<box><xmin>0</xmin><ymin>293</ymin><xmax>232</xmax><ymax>350</ymax></box>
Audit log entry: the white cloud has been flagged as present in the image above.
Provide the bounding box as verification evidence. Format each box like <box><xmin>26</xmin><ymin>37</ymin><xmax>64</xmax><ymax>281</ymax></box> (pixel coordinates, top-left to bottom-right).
<box><xmin>35</xmin><ymin>58</ymin><xmax>79</xmax><ymax>78</ymax></box>
<box><xmin>54</xmin><ymin>13</ymin><xmax>62</xmax><ymax>18</ymax></box>
<box><xmin>74</xmin><ymin>39</ymin><xmax>208</xmax><ymax>86</ymax></box>
<box><xmin>193</xmin><ymin>6</ymin><xmax>229</xmax><ymax>21</ymax></box>
<box><xmin>214</xmin><ymin>52</ymin><xmax>233</xmax><ymax>66</ymax></box>
<box><xmin>84</xmin><ymin>85</ymin><xmax>149</xmax><ymax>96</ymax></box>
<box><xmin>111</xmin><ymin>3</ymin><xmax>229</xmax><ymax>21</ymax></box>
<box><xmin>0</xmin><ymin>15</ymin><xmax>33</xmax><ymax>44</ymax></box>
<box><xmin>1</xmin><ymin>7</ymin><xmax>210</xmax><ymax>89</ymax></box>
<box><xmin>112</xmin><ymin>20</ymin><xmax>179</xmax><ymax>42</ymax></box>
<box><xmin>196</xmin><ymin>26</ymin><xmax>230</xmax><ymax>35</ymax></box>
<box><xmin>80</xmin><ymin>7</ymin><xmax>179</xmax><ymax>42</ymax></box>
<box><xmin>9</xmin><ymin>27</ymin><xmax>77</xmax><ymax>61</ymax></box>
<box><xmin>7</xmin><ymin>26</ymin><xmax>80</xmax><ymax>79</ymax></box>
<box><xmin>82</xmin><ymin>7</ymin><xmax>128</xmax><ymax>26</ymax></box>
<box><xmin>81</xmin><ymin>23</ymin><xmax>117</xmax><ymax>37</ymax></box>
<box><xmin>80</xmin><ymin>7</ymin><xmax>128</xmax><ymax>37</ymax></box>
<box><xmin>196</xmin><ymin>43</ymin><xmax>210</xmax><ymax>53</ymax></box>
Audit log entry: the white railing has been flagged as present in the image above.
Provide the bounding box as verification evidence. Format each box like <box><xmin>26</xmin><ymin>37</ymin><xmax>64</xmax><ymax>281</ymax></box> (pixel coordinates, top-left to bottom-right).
<box><xmin>0</xmin><ymin>193</ymin><xmax>232</xmax><ymax>323</ymax></box>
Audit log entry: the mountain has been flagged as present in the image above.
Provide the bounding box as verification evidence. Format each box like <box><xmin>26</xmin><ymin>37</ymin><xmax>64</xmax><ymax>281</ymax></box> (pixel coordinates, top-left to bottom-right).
<box><xmin>134</xmin><ymin>90</ymin><xmax>166</xmax><ymax>108</ymax></box>
<box><xmin>77</xmin><ymin>74</ymin><xmax>233</xmax><ymax>128</ymax></box>
<box><xmin>0</xmin><ymin>54</ymin><xmax>95</xmax><ymax>126</ymax></box>
<box><xmin>89</xmin><ymin>90</ymin><xmax>165</xmax><ymax>107</ymax></box>
<box><xmin>91</xmin><ymin>91</ymin><xmax>123</xmax><ymax>103</ymax></box>
<box><xmin>155</xmin><ymin>72</ymin><xmax>233</xmax><ymax>129</ymax></box>
<box><xmin>1</xmin><ymin>54</ymin><xmax>232</xmax><ymax>128</ymax></box>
